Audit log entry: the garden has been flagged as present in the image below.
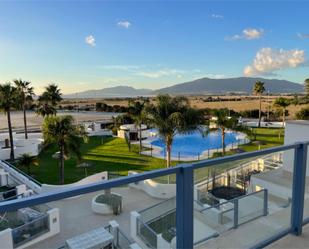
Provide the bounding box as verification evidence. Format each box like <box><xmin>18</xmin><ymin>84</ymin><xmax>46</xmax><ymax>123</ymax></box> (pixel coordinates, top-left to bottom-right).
<box><xmin>16</xmin><ymin>127</ymin><xmax>284</xmax><ymax>185</ymax></box>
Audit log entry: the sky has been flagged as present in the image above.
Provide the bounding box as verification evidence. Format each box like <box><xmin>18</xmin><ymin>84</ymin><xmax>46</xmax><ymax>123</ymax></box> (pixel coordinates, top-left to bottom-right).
<box><xmin>0</xmin><ymin>0</ymin><xmax>308</xmax><ymax>94</ymax></box>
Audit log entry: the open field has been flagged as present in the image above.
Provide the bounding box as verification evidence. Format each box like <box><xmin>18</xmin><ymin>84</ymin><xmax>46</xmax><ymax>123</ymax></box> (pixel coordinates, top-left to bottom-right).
<box><xmin>15</xmin><ymin>128</ymin><xmax>284</xmax><ymax>185</ymax></box>
<box><xmin>61</xmin><ymin>95</ymin><xmax>309</xmax><ymax>119</ymax></box>
<box><xmin>1</xmin><ymin>96</ymin><xmax>308</xmax><ymax>131</ymax></box>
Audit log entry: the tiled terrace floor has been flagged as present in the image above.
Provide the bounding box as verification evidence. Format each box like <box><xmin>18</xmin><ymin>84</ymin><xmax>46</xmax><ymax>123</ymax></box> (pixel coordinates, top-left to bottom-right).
<box><xmin>267</xmin><ymin>224</ymin><xmax>309</xmax><ymax>249</ymax></box>
<box><xmin>26</xmin><ymin>187</ymin><xmax>162</xmax><ymax>249</ymax></box>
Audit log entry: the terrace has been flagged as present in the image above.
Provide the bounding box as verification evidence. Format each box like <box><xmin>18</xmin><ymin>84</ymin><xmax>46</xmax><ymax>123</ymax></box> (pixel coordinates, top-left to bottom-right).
<box><xmin>0</xmin><ymin>138</ymin><xmax>308</xmax><ymax>249</ymax></box>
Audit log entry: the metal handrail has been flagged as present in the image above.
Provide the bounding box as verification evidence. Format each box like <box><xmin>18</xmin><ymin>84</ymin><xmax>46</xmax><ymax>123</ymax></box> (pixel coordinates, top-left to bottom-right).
<box><xmin>0</xmin><ymin>193</ymin><xmax>23</xmax><ymax>202</ymax></box>
<box><xmin>0</xmin><ymin>142</ymin><xmax>302</xmax><ymax>212</ymax></box>
<box><xmin>199</xmin><ymin>189</ymin><xmax>266</xmax><ymax>212</ymax></box>
<box><xmin>139</xmin><ymin>197</ymin><xmax>176</xmax><ymax>214</ymax></box>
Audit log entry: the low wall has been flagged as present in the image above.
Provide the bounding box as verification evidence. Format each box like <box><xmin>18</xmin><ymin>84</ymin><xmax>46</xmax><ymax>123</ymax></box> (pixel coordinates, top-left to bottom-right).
<box><xmin>0</xmin><ymin>228</ymin><xmax>13</xmax><ymax>249</ymax></box>
<box><xmin>157</xmin><ymin>234</ymin><xmax>170</xmax><ymax>249</ymax></box>
<box><xmin>128</xmin><ymin>171</ymin><xmax>176</xmax><ymax>199</ymax></box>
<box><xmin>40</xmin><ymin>171</ymin><xmax>108</xmax><ymax>193</ymax></box>
<box><xmin>242</xmin><ymin>121</ymin><xmax>284</xmax><ymax>128</ymax></box>
<box><xmin>91</xmin><ymin>192</ymin><xmax>122</xmax><ymax>215</ymax></box>
<box><xmin>87</xmin><ymin>130</ymin><xmax>113</xmax><ymax>137</ymax></box>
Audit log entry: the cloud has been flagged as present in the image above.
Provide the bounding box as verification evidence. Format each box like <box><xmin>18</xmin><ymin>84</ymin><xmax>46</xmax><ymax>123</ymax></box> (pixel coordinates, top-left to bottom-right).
<box><xmin>117</xmin><ymin>20</ymin><xmax>131</xmax><ymax>29</ymax></box>
<box><xmin>243</xmin><ymin>28</ymin><xmax>264</xmax><ymax>40</ymax></box>
<box><xmin>85</xmin><ymin>35</ymin><xmax>95</xmax><ymax>47</ymax></box>
<box><xmin>226</xmin><ymin>28</ymin><xmax>264</xmax><ymax>41</ymax></box>
<box><xmin>244</xmin><ymin>48</ymin><xmax>305</xmax><ymax>76</ymax></box>
<box><xmin>97</xmin><ymin>65</ymin><xmax>140</xmax><ymax>71</ymax></box>
<box><xmin>205</xmin><ymin>74</ymin><xmax>226</xmax><ymax>79</ymax></box>
<box><xmin>97</xmin><ymin>64</ymin><xmax>210</xmax><ymax>79</ymax></box>
<box><xmin>298</xmin><ymin>33</ymin><xmax>309</xmax><ymax>39</ymax></box>
<box><xmin>211</xmin><ymin>14</ymin><xmax>223</xmax><ymax>19</ymax></box>
<box><xmin>136</xmin><ymin>69</ymin><xmax>185</xmax><ymax>78</ymax></box>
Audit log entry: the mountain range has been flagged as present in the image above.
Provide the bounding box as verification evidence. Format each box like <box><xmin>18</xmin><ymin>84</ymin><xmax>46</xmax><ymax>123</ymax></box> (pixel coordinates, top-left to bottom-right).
<box><xmin>64</xmin><ymin>77</ymin><xmax>304</xmax><ymax>98</ymax></box>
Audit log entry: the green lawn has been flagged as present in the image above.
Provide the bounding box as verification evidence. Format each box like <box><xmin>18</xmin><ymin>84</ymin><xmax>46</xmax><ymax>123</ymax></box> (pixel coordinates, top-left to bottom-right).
<box><xmin>239</xmin><ymin>127</ymin><xmax>284</xmax><ymax>152</ymax></box>
<box><xmin>16</xmin><ymin>128</ymin><xmax>284</xmax><ymax>185</ymax></box>
<box><xmin>20</xmin><ymin>136</ymin><xmax>171</xmax><ymax>184</ymax></box>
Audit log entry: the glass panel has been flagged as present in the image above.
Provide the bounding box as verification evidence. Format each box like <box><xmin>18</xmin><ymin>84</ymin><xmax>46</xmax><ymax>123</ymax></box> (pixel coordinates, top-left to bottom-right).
<box><xmin>135</xmin><ymin>174</ymin><xmax>177</xmax><ymax>249</ymax></box>
<box><xmin>194</xmin><ymin>149</ymin><xmax>293</xmax><ymax>248</ymax></box>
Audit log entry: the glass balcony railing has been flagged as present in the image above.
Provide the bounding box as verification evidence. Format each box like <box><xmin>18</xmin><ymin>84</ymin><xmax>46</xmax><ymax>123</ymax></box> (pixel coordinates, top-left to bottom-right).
<box><xmin>0</xmin><ymin>141</ymin><xmax>308</xmax><ymax>249</ymax></box>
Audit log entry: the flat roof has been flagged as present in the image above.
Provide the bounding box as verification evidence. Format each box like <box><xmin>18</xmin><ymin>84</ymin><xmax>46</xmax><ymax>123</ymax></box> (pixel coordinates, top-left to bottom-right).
<box><xmin>286</xmin><ymin>120</ymin><xmax>309</xmax><ymax>125</ymax></box>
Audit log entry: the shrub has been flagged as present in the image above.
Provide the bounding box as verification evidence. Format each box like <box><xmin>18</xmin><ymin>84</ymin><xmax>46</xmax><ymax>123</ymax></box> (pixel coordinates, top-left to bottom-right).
<box><xmin>296</xmin><ymin>107</ymin><xmax>309</xmax><ymax>120</ymax></box>
<box><xmin>240</xmin><ymin>109</ymin><xmax>266</xmax><ymax>118</ymax></box>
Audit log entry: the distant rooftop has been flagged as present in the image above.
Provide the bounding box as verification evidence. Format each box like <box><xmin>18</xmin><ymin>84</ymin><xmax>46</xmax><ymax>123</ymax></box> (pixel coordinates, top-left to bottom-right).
<box><xmin>286</xmin><ymin>120</ymin><xmax>309</xmax><ymax>125</ymax></box>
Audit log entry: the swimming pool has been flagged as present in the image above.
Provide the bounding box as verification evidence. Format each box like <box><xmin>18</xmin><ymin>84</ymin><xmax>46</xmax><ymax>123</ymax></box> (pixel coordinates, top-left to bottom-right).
<box><xmin>149</xmin><ymin>129</ymin><xmax>247</xmax><ymax>158</ymax></box>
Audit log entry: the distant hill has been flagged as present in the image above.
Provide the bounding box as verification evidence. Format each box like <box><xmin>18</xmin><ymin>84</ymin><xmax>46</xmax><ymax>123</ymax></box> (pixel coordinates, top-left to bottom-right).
<box><xmin>64</xmin><ymin>86</ymin><xmax>153</xmax><ymax>98</ymax></box>
<box><xmin>64</xmin><ymin>77</ymin><xmax>304</xmax><ymax>98</ymax></box>
<box><xmin>155</xmin><ymin>77</ymin><xmax>304</xmax><ymax>95</ymax></box>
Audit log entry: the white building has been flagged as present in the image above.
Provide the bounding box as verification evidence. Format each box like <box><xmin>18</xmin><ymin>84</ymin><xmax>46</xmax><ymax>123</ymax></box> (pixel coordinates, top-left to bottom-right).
<box><xmin>83</xmin><ymin>120</ymin><xmax>113</xmax><ymax>137</ymax></box>
<box><xmin>117</xmin><ymin>124</ymin><xmax>149</xmax><ymax>141</ymax></box>
<box><xmin>251</xmin><ymin>120</ymin><xmax>309</xmax><ymax>200</ymax></box>
<box><xmin>0</xmin><ymin>132</ymin><xmax>43</xmax><ymax>160</ymax></box>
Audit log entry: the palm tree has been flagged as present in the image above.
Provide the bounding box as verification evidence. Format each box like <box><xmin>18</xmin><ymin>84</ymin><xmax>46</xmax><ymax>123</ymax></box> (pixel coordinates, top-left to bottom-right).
<box><xmin>145</xmin><ymin>95</ymin><xmax>204</xmax><ymax>167</ymax></box>
<box><xmin>253</xmin><ymin>81</ymin><xmax>266</xmax><ymax>128</ymax></box>
<box><xmin>17</xmin><ymin>154</ymin><xmax>38</xmax><ymax>175</ymax></box>
<box><xmin>211</xmin><ymin>109</ymin><xmax>237</xmax><ymax>155</ymax></box>
<box><xmin>0</xmin><ymin>83</ymin><xmax>17</xmax><ymax>160</ymax></box>
<box><xmin>305</xmin><ymin>78</ymin><xmax>309</xmax><ymax>96</ymax></box>
<box><xmin>43</xmin><ymin>115</ymin><xmax>88</xmax><ymax>184</ymax></box>
<box><xmin>37</xmin><ymin>84</ymin><xmax>62</xmax><ymax>117</ymax></box>
<box><xmin>128</xmin><ymin>100</ymin><xmax>148</xmax><ymax>154</ymax></box>
<box><xmin>14</xmin><ymin>79</ymin><xmax>35</xmax><ymax>139</ymax></box>
<box><xmin>273</xmin><ymin>97</ymin><xmax>290</xmax><ymax>126</ymax></box>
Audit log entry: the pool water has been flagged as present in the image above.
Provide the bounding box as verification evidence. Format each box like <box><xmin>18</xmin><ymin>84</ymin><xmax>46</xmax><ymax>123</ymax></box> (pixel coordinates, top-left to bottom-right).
<box><xmin>150</xmin><ymin>130</ymin><xmax>245</xmax><ymax>158</ymax></box>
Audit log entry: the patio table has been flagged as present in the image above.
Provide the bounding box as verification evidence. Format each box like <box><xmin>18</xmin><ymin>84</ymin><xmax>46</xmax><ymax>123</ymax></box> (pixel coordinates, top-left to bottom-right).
<box><xmin>66</xmin><ymin>227</ymin><xmax>114</xmax><ymax>249</ymax></box>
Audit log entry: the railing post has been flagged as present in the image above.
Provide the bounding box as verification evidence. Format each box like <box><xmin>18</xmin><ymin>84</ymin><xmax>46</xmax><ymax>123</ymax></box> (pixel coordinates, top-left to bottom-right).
<box><xmin>233</xmin><ymin>198</ymin><xmax>239</xmax><ymax>228</ymax></box>
<box><xmin>291</xmin><ymin>142</ymin><xmax>307</xmax><ymax>235</ymax></box>
<box><xmin>176</xmin><ymin>165</ymin><xmax>194</xmax><ymax>249</ymax></box>
<box><xmin>263</xmin><ymin>189</ymin><xmax>268</xmax><ymax>216</ymax></box>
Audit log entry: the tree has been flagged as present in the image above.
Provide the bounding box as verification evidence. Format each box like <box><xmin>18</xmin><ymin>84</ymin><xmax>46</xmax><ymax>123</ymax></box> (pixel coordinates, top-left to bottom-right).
<box><xmin>296</xmin><ymin>107</ymin><xmax>309</xmax><ymax>120</ymax></box>
<box><xmin>0</xmin><ymin>83</ymin><xmax>18</xmax><ymax>160</ymax></box>
<box><xmin>17</xmin><ymin>154</ymin><xmax>38</xmax><ymax>175</ymax></box>
<box><xmin>145</xmin><ymin>95</ymin><xmax>204</xmax><ymax>167</ymax></box>
<box><xmin>14</xmin><ymin>79</ymin><xmax>35</xmax><ymax>139</ymax></box>
<box><xmin>128</xmin><ymin>100</ymin><xmax>148</xmax><ymax>154</ymax></box>
<box><xmin>43</xmin><ymin>115</ymin><xmax>88</xmax><ymax>184</ymax></box>
<box><xmin>109</xmin><ymin>114</ymin><xmax>133</xmax><ymax>136</ymax></box>
<box><xmin>304</xmin><ymin>78</ymin><xmax>309</xmax><ymax>97</ymax></box>
<box><xmin>211</xmin><ymin>109</ymin><xmax>237</xmax><ymax>155</ymax></box>
<box><xmin>305</xmin><ymin>78</ymin><xmax>309</xmax><ymax>96</ymax></box>
<box><xmin>37</xmin><ymin>84</ymin><xmax>62</xmax><ymax>117</ymax></box>
<box><xmin>252</xmin><ymin>81</ymin><xmax>265</xmax><ymax>128</ymax></box>
<box><xmin>273</xmin><ymin>97</ymin><xmax>290</xmax><ymax>125</ymax></box>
